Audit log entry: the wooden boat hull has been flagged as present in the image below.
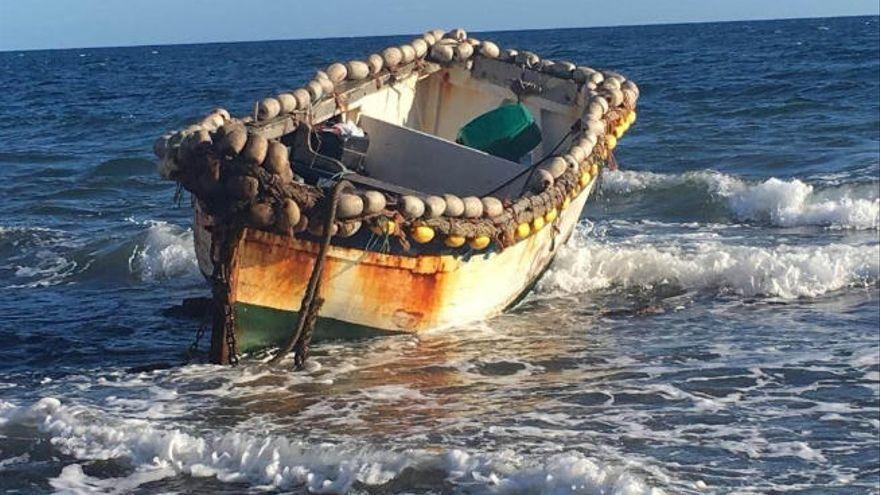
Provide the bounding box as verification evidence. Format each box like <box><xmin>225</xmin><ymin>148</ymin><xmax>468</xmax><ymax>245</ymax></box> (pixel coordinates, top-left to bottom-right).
<box><xmin>157</xmin><ymin>30</ymin><xmax>642</xmax><ymax>365</ymax></box>
<box><xmin>194</xmin><ymin>183</ymin><xmax>594</xmax><ymax>354</ymax></box>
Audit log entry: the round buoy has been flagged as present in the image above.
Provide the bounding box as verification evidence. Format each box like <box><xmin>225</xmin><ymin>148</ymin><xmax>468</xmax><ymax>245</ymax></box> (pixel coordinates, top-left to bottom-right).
<box><xmin>532</xmin><ymin>216</ymin><xmax>545</xmax><ymax>231</ymax></box>
<box><xmin>371</xmin><ymin>219</ymin><xmax>397</xmax><ymax>236</ymax></box>
<box><xmin>444</xmin><ymin>235</ymin><xmax>466</xmax><ymax>248</ymax></box>
<box><xmin>382</xmin><ymin>46</ymin><xmax>403</xmax><ymax>68</ymax></box>
<box><xmin>481</xmin><ymin>197</ymin><xmax>503</xmax><ymax>218</ymax></box>
<box><xmin>337</xmin><ymin>194</ymin><xmax>365</xmax><ymax>219</ymax></box>
<box><xmin>400</xmin><ymin>195</ymin><xmax>425</xmax><ymax>218</ymax></box>
<box><xmin>424</xmin><ymin>195</ymin><xmax>447</xmax><ymax>218</ymax></box>
<box><xmin>462</xmin><ymin>196</ymin><xmax>484</xmax><ymax>218</ymax></box>
<box><xmin>242</xmin><ymin>134</ymin><xmax>269</xmax><ymax>165</ymax></box>
<box><xmin>443</xmin><ymin>194</ymin><xmax>465</xmax><ymax>217</ymax></box>
<box><xmin>412</xmin><ymin>225</ymin><xmax>435</xmax><ymax>244</ymax></box>
<box><xmin>326</xmin><ymin>63</ymin><xmax>347</xmax><ymax>83</ymax></box>
<box><xmin>257</xmin><ymin>98</ymin><xmax>281</xmax><ymax>120</ymax></box>
<box><xmin>606</xmin><ymin>134</ymin><xmax>618</xmax><ymax>151</ymax></box>
<box><xmin>479</xmin><ymin>41</ymin><xmax>500</xmax><ymax>58</ymax></box>
<box><xmin>277</xmin><ymin>93</ymin><xmax>297</xmax><ymax>113</ymax></box>
<box><xmin>346</xmin><ymin>60</ymin><xmax>370</xmax><ymax>80</ymax></box>
<box><xmin>468</xmin><ymin>236</ymin><xmax>490</xmax><ymax>250</ymax></box>
<box><xmin>361</xmin><ymin>190</ymin><xmax>387</xmax><ymax>214</ymax></box>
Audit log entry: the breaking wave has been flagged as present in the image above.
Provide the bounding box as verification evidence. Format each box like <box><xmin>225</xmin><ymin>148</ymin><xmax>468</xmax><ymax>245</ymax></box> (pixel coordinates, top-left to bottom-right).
<box><xmin>0</xmin><ymin>398</ymin><xmax>659</xmax><ymax>495</ymax></box>
<box><xmin>126</xmin><ymin>220</ymin><xmax>199</xmax><ymax>282</ymax></box>
<box><xmin>0</xmin><ymin>221</ymin><xmax>199</xmax><ymax>288</ymax></box>
<box><xmin>539</xmin><ymin>229</ymin><xmax>879</xmax><ymax>299</ymax></box>
<box><xmin>601</xmin><ymin>170</ymin><xmax>880</xmax><ymax>230</ymax></box>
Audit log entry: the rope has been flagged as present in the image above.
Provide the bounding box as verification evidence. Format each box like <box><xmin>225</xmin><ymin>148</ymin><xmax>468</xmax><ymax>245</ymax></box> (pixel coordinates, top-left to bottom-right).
<box><xmin>269</xmin><ymin>179</ymin><xmax>351</xmax><ymax>367</ymax></box>
<box><xmin>608</xmin><ymin>149</ymin><xmax>619</xmax><ymax>171</ymax></box>
<box><xmin>210</xmin><ymin>224</ymin><xmax>243</xmax><ymax>365</ymax></box>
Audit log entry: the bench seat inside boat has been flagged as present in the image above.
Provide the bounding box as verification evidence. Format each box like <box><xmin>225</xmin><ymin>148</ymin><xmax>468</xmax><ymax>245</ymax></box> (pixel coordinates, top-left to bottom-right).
<box><xmin>357</xmin><ymin>115</ymin><xmax>529</xmax><ymax>199</ymax></box>
<box><xmin>290</xmin><ymin>116</ymin><xmax>534</xmax><ymax>199</ymax></box>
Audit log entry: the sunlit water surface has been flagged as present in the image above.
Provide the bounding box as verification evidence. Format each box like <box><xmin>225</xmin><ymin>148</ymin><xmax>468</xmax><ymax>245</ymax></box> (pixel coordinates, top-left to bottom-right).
<box><xmin>1</xmin><ymin>16</ymin><xmax>878</xmax><ymax>494</ymax></box>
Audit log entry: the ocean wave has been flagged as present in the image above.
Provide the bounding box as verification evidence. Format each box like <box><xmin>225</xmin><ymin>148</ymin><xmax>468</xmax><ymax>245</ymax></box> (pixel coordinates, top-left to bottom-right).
<box><xmin>0</xmin><ymin>221</ymin><xmax>199</xmax><ymax>288</ymax></box>
<box><xmin>0</xmin><ymin>225</ymin><xmax>83</xmax><ymax>288</ymax></box>
<box><xmin>0</xmin><ymin>397</ymin><xmax>659</xmax><ymax>495</ymax></box>
<box><xmin>600</xmin><ymin>170</ymin><xmax>880</xmax><ymax>230</ymax></box>
<box><xmin>539</xmin><ymin>229</ymin><xmax>879</xmax><ymax>299</ymax></box>
<box><xmin>127</xmin><ymin>220</ymin><xmax>200</xmax><ymax>282</ymax></box>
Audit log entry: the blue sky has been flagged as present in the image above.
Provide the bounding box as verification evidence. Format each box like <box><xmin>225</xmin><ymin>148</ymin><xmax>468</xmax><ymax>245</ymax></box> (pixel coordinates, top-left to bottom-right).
<box><xmin>1</xmin><ymin>0</ymin><xmax>878</xmax><ymax>51</ymax></box>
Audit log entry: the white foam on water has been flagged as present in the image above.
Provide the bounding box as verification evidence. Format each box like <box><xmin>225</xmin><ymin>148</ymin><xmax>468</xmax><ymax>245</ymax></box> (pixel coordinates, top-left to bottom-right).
<box><xmin>762</xmin><ymin>441</ymin><xmax>828</xmax><ymax>463</ymax></box>
<box><xmin>1</xmin><ymin>220</ymin><xmax>200</xmax><ymax>286</ymax></box>
<box><xmin>539</xmin><ymin>229</ymin><xmax>879</xmax><ymax>299</ymax></box>
<box><xmin>359</xmin><ymin>385</ymin><xmax>425</xmax><ymax>401</ymax></box>
<box><xmin>725</xmin><ymin>178</ymin><xmax>879</xmax><ymax>229</ymax></box>
<box><xmin>0</xmin><ymin>453</ymin><xmax>30</xmax><ymax>469</ymax></box>
<box><xmin>1</xmin><ymin>225</ymin><xmax>82</xmax><ymax>288</ymax></box>
<box><xmin>50</xmin><ymin>463</ymin><xmax>176</xmax><ymax>495</ymax></box>
<box><xmin>10</xmin><ymin>251</ymin><xmax>79</xmax><ymax>288</ymax></box>
<box><xmin>127</xmin><ymin>221</ymin><xmax>199</xmax><ymax>282</ymax></box>
<box><xmin>0</xmin><ymin>397</ymin><xmax>660</xmax><ymax>495</ymax></box>
<box><xmin>601</xmin><ymin>170</ymin><xmax>880</xmax><ymax>230</ymax></box>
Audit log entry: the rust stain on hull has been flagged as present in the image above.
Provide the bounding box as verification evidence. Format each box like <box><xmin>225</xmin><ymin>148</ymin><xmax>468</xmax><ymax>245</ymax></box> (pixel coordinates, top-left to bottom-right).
<box><xmin>205</xmin><ymin>181</ymin><xmax>596</xmax><ymax>335</ymax></box>
<box><xmin>235</xmin><ymin>230</ymin><xmax>453</xmax><ymax>331</ymax></box>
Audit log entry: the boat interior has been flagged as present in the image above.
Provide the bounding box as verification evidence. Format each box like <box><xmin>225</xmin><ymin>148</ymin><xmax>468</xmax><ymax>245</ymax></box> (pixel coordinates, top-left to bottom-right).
<box><xmin>285</xmin><ymin>58</ymin><xmax>586</xmax><ymax>201</ymax></box>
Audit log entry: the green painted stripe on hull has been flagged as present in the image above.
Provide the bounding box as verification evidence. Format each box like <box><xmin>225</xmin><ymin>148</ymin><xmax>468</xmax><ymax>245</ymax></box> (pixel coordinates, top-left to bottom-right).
<box><xmin>233</xmin><ymin>302</ymin><xmax>399</xmax><ymax>353</ymax></box>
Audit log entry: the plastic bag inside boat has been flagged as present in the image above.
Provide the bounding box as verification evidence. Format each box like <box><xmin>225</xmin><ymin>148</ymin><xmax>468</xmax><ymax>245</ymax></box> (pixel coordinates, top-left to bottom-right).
<box><xmin>310</xmin><ymin>120</ymin><xmax>370</xmax><ymax>174</ymax></box>
<box><xmin>456</xmin><ymin>103</ymin><xmax>542</xmax><ymax>163</ymax></box>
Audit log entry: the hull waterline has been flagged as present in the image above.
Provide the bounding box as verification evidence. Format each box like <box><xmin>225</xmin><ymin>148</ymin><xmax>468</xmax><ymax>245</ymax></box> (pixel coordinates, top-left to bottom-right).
<box><xmin>194</xmin><ymin>183</ymin><xmax>594</xmax><ymax>356</ymax></box>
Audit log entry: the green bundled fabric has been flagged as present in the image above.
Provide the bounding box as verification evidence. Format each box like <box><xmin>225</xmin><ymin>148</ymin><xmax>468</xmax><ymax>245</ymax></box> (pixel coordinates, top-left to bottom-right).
<box><xmin>456</xmin><ymin>103</ymin><xmax>542</xmax><ymax>162</ymax></box>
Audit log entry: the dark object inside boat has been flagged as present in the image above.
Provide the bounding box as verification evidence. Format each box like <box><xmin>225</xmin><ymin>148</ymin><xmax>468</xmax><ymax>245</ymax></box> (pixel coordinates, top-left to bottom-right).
<box><xmin>309</xmin><ymin>122</ymin><xmax>370</xmax><ymax>174</ymax></box>
<box><xmin>456</xmin><ymin>103</ymin><xmax>542</xmax><ymax>162</ymax></box>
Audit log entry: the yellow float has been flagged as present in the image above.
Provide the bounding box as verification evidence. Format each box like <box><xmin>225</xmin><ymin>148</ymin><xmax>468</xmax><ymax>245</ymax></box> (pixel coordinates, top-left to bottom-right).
<box><xmin>532</xmin><ymin>216</ymin><xmax>545</xmax><ymax>231</ymax></box>
<box><xmin>627</xmin><ymin>111</ymin><xmax>637</xmax><ymax>125</ymax></box>
<box><xmin>579</xmin><ymin>170</ymin><xmax>591</xmax><ymax>187</ymax></box>
<box><xmin>444</xmin><ymin>234</ymin><xmax>466</xmax><ymax>248</ymax></box>
<box><xmin>370</xmin><ymin>219</ymin><xmax>397</xmax><ymax>236</ymax></box>
<box><xmin>411</xmin><ymin>225</ymin><xmax>435</xmax><ymax>243</ymax></box>
<box><xmin>516</xmin><ymin>222</ymin><xmax>531</xmax><ymax>239</ymax></box>
<box><xmin>544</xmin><ymin>208</ymin><xmax>558</xmax><ymax>223</ymax></box>
<box><xmin>606</xmin><ymin>134</ymin><xmax>618</xmax><ymax>151</ymax></box>
<box><xmin>468</xmin><ymin>236</ymin><xmax>491</xmax><ymax>250</ymax></box>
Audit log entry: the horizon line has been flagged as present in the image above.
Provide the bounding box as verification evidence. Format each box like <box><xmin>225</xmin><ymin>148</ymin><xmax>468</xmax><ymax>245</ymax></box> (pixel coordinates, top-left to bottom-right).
<box><xmin>1</xmin><ymin>13</ymin><xmax>876</xmax><ymax>54</ymax></box>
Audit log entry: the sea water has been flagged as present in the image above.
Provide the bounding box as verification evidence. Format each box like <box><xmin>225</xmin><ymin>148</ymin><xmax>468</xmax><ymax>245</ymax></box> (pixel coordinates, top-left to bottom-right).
<box><xmin>0</xmin><ymin>16</ymin><xmax>878</xmax><ymax>494</ymax></box>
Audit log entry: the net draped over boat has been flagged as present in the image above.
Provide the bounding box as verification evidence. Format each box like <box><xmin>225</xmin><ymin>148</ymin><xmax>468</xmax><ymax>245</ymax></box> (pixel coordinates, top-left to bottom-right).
<box><xmin>154</xmin><ymin>28</ymin><xmax>639</xmax><ymax>255</ymax></box>
<box><xmin>153</xmin><ymin>28</ymin><xmax>639</xmax><ymax>365</ymax></box>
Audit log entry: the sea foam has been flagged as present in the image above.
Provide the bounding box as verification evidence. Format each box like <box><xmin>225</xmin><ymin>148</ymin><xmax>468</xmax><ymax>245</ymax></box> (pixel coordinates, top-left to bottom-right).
<box><xmin>0</xmin><ymin>225</ymin><xmax>81</xmax><ymax>288</ymax></box>
<box><xmin>539</xmin><ymin>229</ymin><xmax>879</xmax><ymax>299</ymax></box>
<box><xmin>0</xmin><ymin>398</ymin><xmax>660</xmax><ymax>495</ymax></box>
<box><xmin>2</xmin><ymin>221</ymin><xmax>200</xmax><ymax>287</ymax></box>
<box><xmin>127</xmin><ymin>221</ymin><xmax>200</xmax><ymax>281</ymax></box>
<box><xmin>601</xmin><ymin>170</ymin><xmax>880</xmax><ymax>230</ymax></box>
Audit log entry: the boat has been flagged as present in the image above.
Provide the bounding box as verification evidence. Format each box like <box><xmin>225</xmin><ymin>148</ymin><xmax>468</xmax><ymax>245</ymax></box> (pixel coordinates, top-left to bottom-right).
<box><xmin>154</xmin><ymin>28</ymin><xmax>640</xmax><ymax>365</ymax></box>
